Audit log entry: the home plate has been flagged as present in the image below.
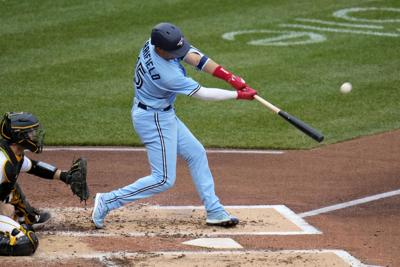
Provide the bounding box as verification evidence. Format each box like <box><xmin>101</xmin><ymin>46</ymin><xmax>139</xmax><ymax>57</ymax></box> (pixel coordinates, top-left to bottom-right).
<box><xmin>182</xmin><ymin>238</ymin><xmax>243</xmax><ymax>249</ymax></box>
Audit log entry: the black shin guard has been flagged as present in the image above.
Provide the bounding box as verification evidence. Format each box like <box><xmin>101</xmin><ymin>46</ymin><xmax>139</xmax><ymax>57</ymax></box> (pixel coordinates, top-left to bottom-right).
<box><xmin>10</xmin><ymin>184</ymin><xmax>39</xmax><ymax>225</ymax></box>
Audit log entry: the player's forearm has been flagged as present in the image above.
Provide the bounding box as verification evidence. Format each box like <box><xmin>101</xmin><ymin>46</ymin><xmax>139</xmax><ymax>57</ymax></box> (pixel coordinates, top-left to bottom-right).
<box><xmin>192</xmin><ymin>86</ymin><xmax>237</xmax><ymax>101</ymax></box>
<box><xmin>202</xmin><ymin>59</ymin><xmax>219</xmax><ymax>74</ymax></box>
<box><xmin>187</xmin><ymin>54</ymin><xmax>218</xmax><ymax>74</ymax></box>
<box><xmin>184</xmin><ymin>51</ymin><xmax>247</xmax><ymax>90</ymax></box>
<box><xmin>26</xmin><ymin>160</ymin><xmax>64</xmax><ymax>181</ymax></box>
<box><xmin>27</xmin><ymin>160</ymin><xmax>58</xmax><ymax>180</ymax></box>
<box><xmin>184</xmin><ymin>50</ymin><xmax>219</xmax><ymax>74</ymax></box>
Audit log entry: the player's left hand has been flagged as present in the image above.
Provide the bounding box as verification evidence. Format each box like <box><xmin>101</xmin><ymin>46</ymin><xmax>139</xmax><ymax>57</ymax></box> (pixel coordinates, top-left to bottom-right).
<box><xmin>63</xmin><ymin>158</ymin><xmax>90</xmax><ymax>202</ymax></box>
<box><xmin>228</xmin><ymin>75</ymin><xmax>247</xmax><ymax>90</ymax></box>
<box><xmin>236</xmin><ymin>86</ymin><xmax>257</xmax><ymax>100</ymax></box>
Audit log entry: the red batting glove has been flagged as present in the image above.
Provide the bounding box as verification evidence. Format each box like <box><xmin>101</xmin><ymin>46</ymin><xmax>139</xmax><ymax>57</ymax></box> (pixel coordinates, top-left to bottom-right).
<box><xmin>213</xmin><ymin>65</ymin><xmax>247</xmax><ymax>90</ymax></box>
<box><xmin>229</xmin><ymin>75</ymin><xmax>247</xmax><ymax>90</ymax></box>
<box><xmin>237</xmin><ymin>86</ymin><xmax>257</xmax><ymax>100</ymax></box>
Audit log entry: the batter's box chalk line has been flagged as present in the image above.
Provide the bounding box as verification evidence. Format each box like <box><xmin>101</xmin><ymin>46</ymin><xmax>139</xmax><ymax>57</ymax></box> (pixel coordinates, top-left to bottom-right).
<box><xmin>30</xmin><ymin>250</ymin><xmax>378</xmax><ymax>267</ymax></box>
<box><xmin>43</xmin><ymin>205</ymin><xmax>321</xmax><ymax>237</ymax></box>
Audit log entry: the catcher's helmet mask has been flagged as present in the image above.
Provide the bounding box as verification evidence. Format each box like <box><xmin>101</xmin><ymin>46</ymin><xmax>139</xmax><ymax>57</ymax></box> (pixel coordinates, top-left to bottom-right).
<box><xmin>0</xmin><ymin>112</ymin><xmax>45</xmax><ymax>153</ymax></box>
<box><xmin>151</xmin><ymin>22</ymin><xmax>191</xmax><ymax>59</ymax></box>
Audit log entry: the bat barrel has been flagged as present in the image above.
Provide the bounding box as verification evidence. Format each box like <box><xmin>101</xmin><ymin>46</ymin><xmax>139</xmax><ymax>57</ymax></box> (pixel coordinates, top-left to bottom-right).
<box><xmin>254</xmin><ymin>94</ymin><xmax>324</xmax><ymax>143</ymax></box>
<box><xmin>278</xmin><ymin>111</ymin><xmax>324</xmax><ymax>142</ymax></box>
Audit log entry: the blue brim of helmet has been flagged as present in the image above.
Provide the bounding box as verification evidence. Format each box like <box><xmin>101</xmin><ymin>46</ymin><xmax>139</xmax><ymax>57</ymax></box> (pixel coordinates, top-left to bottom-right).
<box><xmin>167</xmin><ymin>39</ymin><xmax>191</xmax><ymax>59</ymax></box>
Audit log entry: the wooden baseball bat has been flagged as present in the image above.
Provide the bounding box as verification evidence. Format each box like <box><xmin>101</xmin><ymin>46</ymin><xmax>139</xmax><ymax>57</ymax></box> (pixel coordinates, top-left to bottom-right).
<box><xmin>254</xmin><ymin>95</ymin><xmax>324</xmax><ymax>143</ymax></box>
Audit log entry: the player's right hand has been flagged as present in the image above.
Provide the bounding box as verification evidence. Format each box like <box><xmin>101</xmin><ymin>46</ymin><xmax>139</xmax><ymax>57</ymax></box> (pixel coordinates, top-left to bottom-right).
<box><xmin>228</xmin><ymin>75</ymin><xmax>247</xmax><ymax>90</ymax></box>
<box><xmin>236</xmin><ymin>86</ymin><xmax>257</xmax><ymax>100</ymax></box>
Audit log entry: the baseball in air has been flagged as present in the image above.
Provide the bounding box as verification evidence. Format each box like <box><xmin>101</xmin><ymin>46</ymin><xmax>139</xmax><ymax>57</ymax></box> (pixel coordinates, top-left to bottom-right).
<box><xmin>340</xmin><ymin>82</ymin><xmax>352</xmax><ymax>94</ymax></box>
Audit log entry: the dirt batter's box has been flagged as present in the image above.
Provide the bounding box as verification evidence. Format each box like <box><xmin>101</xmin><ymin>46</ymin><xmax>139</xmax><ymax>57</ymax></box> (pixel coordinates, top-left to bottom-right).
<box><xmin>43</xmin><ymin>205</ymin><xmax>320</xmax><ymax>236</ymax></box>
<box><xmin>0</xmin><ymin>205</ymin><xmax>375</xmax><ymax>266</ymax></box>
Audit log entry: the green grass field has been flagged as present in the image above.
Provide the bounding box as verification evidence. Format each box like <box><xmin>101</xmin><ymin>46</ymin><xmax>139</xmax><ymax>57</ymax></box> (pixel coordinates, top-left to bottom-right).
<box><xmin>1</xmin><ymin>0</ymin><xmax>399</xmax><ymax>149</ymax></box>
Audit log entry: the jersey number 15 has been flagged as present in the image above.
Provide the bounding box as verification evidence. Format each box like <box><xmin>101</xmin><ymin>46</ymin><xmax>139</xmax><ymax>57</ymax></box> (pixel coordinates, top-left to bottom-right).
<box><xmin>134</xmin><ymin>61</ymin><xmax>145</xmax><ymax>90</ymax></box>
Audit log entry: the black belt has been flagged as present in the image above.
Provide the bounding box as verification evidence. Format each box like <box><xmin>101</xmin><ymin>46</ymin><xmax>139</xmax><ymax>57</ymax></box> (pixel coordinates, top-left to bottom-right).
<box><xmin>138</xmin><ymin>102</ymin><xmax>172</xmax><ymax>111</ymax></box>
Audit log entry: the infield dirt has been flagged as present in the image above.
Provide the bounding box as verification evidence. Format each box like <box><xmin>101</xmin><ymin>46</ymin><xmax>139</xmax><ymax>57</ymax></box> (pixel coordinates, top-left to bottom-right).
<box><xmin>5</xmin><ymin>130</ymin><xmax>399</xmax><ymax>266</ymax></box>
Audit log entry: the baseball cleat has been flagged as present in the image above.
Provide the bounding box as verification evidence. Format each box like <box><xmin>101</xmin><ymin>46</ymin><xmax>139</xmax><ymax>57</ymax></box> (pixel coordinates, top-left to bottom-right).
<box><xmin>91</xmin><ymin>193</ymin><xmax>109</xmax><ymax>229</ymax></box>
<box><xmin>32</xmin><ymin>211</ymin><xmax>51</xmax><ymax>231</ymax></box>
<box><xmin>206</xmin><ymin>211</ymin><xmax>239</xmax><ymax>228</ymax></box>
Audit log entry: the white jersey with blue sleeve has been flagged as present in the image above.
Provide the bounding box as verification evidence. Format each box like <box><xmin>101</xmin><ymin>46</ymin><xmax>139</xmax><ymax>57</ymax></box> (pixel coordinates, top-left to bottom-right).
<box><xmin>133</xmin><ymin>40</ymin><xmax>200</xmax><ymax>109</ymax></box>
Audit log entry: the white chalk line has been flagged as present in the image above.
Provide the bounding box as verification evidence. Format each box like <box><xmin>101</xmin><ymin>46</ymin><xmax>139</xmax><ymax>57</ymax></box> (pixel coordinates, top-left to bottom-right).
<box><xmin>280</xmin><ymin>23</ymin><xmax>400</xmax><ymax>37</ymax></box>
<box><xmin>333</xmin><ymin>7</ymin><xmax>400</xmax><ymax>23</ymax></box>
<box><xmin>222</xmin><ymin>29</ymin><xmax>326</xmax><ymax>46</ymax></box>
<box><xmin>44</xmin><ymin>205</ymin><xmax>320</xmax><ymax>236</ymax></box>
<box><xmin>44</xmin><ymin>146</ymin><xmax>284</xmax><ymax>155</ymax></box>
<box><xmin>274</xmin><ymin>205</ymin><xmax>321</xmax><ymax>234</ymax></box>
<box><xmin>295</xmin><ymin>18</ymin><xmax>383</xmax><ymax>29</ymax></box>
<box><xmin>334</xmin><ymin>250</ymin><xmax>382</xmax><ymax>267</ymax></box>
<box><xmin>29</xmin><ymin>250</ymin><xmax>375</xmax><ymax>267</ymax></box>
<box><xmin>299</xmin><ymin>189</ymin><xmax>400</xmax><ymax>218</ymax></box>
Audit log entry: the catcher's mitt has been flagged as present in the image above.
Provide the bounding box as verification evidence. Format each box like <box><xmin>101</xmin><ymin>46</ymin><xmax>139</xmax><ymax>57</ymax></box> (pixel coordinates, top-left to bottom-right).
<box><xmin>64</xmin><ymin>158</ymin><xmax>89</xmax><ymax>202</ymax></box>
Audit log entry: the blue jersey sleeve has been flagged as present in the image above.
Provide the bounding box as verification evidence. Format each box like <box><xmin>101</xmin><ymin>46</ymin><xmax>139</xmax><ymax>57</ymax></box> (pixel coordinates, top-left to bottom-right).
<box><xmin>164</xmin><ymin>75</ymin><xmax>201</xmax><ymax>96</ymax></box>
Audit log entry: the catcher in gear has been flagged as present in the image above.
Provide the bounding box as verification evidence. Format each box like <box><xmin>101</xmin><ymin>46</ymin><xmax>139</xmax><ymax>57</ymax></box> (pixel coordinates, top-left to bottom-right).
<box><xmin>0</xmin><ymin>112</ymin><xmax>89</xmax><ymax>238</ymax></box>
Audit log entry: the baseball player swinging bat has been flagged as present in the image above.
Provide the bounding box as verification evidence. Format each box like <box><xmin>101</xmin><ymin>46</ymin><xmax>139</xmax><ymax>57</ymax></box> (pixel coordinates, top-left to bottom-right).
<box><xmin>254</xmin><ymin>95</ymin><xmax>324</xmax><ymax>142</ymax></box>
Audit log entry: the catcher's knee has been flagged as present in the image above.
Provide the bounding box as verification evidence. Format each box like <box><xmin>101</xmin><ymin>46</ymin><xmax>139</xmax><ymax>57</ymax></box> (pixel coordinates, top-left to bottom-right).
<box><xmin>0</xmin><ymin>203</ymin><xmax>15</xmax><ymax>218</ymax></box>
<box><xmin>0</xmin><ymin>229</ymin><xmax>39</xmax><ymax>256</ymax></box>
<box><xmin>0</xmin><ymin>216</ymin><xmax>39</xmax><ymax>256</ymax></box>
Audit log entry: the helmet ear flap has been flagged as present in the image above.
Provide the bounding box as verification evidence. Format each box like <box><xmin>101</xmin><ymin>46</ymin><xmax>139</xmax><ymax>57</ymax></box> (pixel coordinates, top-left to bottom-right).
<box><xmin>13</xmin><ymin>129</ymin><xmax>26</xmax><ymax>142</ymax></box>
